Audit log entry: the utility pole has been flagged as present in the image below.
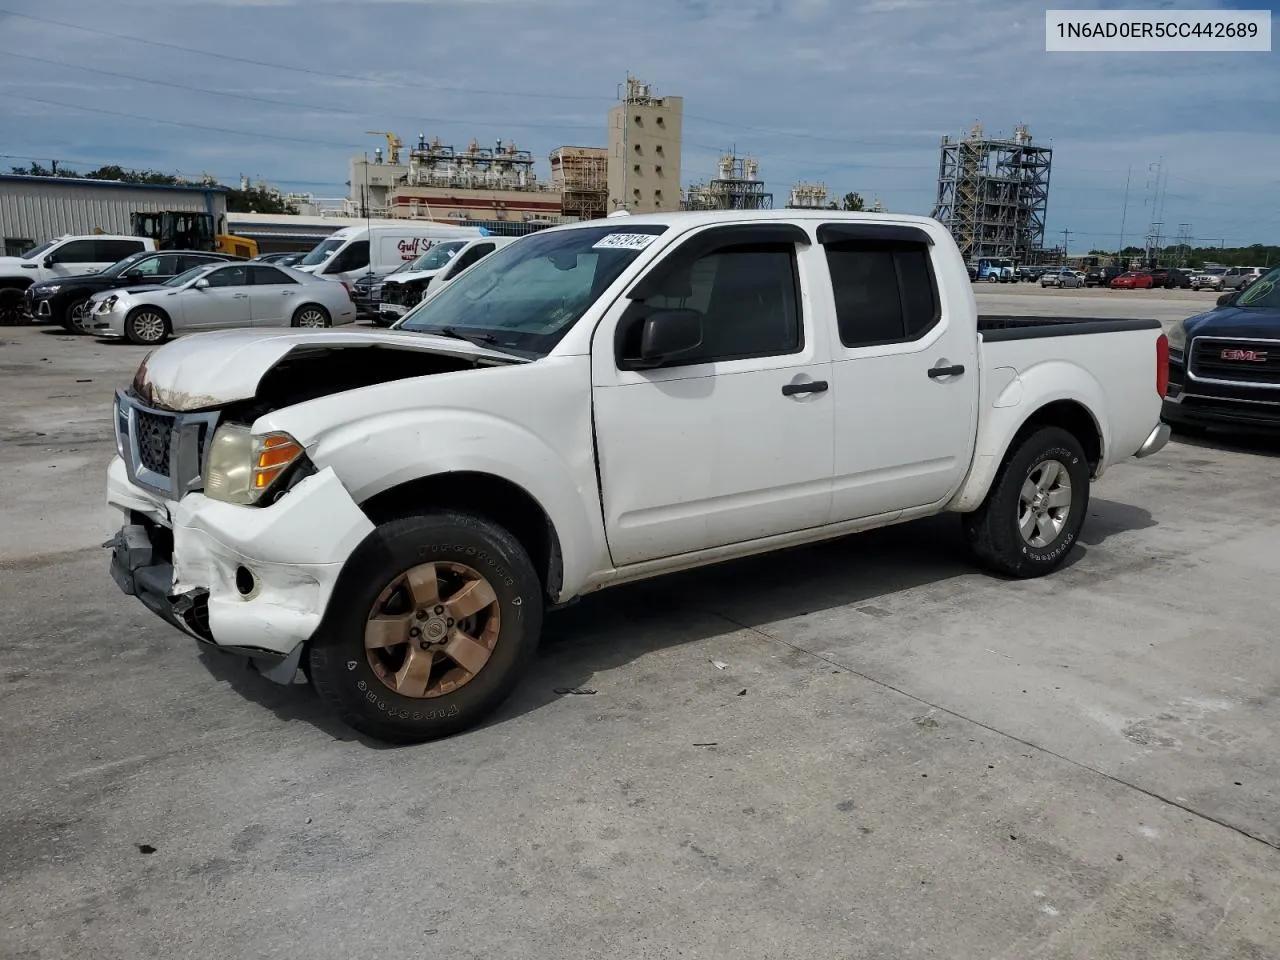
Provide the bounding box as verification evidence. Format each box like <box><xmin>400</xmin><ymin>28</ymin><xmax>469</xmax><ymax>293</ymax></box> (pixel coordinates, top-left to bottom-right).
<box><xmin>1117</xmin><ymin>164</ymin><xmax>1131</xmax><ymax>264</ymax></box>
<box><xmin>1061</xmin><ymin>227</ymin><xmax>1072</xmax><ymax>262</ymax></box>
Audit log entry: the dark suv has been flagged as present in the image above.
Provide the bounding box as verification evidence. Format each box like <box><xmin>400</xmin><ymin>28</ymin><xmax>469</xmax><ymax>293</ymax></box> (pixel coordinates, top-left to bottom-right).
<box><xmin>25</xmin><ymin>249</ymin><xmax>241</xmax><ymax>331</ymax></box>
<box><xmin>1085</xmin><ymin>266</ymin><xmax>1124</xmax><ymax>288</ymax></box>
<box><xmin>1146</xmin><ymin>267</ymin><xmax>1191</xmax><ymax>290</ymax></box>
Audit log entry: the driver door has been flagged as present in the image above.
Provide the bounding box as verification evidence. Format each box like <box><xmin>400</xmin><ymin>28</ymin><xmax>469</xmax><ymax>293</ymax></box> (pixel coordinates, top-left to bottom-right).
<box><xmin>180</xmin><ymin>264</ymin><xmax>252</xmax><ymax>329</ymax></box>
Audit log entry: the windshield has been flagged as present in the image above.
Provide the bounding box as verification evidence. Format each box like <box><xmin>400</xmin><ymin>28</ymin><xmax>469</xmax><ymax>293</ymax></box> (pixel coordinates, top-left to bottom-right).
<box><xmin>1236</xmin><ymin>268</ymin><xmax>1280</xmax><ymax>309</ymax></box>
<box><xmin>394</xmin><ymin>241</ymin><xmax>467</xmax><ymax>275</ymax></box>
<box><xmin>164</xmin><ymin>264</ymin><xmax>213</xmax><ymax>288</ymax></box>
<box><xmin>398</xmin><ymin>224</ymin><xmax>669</xmax><ymax>357</ymax></box>
<box><xmin>20</xmin><ymin>240</ymin><xmax>55</xmax><ymax>260</ymax></box>
<box><xmin>100</xmin><ymin>252</ymin><xmax>151</xmax><ymax>278</ymax></box>
<box><xmin>299</xmin><ymin>236</ymin><xmax>345</xmax><ymax>266</ymax></box>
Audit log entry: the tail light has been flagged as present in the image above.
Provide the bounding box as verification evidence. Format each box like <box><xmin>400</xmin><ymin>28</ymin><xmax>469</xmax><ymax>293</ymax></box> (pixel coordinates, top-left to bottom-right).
<box><xmin>340</xmin><ymin>281</ymin><xmax>355</xmax><ymax>302</ymax></box>
<box><xmin>1156</xmin><ymin>333</ymin><xmax>1169</xmax><ymax>398</ymax></box>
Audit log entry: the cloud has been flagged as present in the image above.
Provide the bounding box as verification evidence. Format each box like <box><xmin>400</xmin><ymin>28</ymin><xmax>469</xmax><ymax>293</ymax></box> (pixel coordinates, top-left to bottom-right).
<box><xmin>0</xmin><ymin>0</ymin><xmax>1275</xmax><ymax>245</ymax></box>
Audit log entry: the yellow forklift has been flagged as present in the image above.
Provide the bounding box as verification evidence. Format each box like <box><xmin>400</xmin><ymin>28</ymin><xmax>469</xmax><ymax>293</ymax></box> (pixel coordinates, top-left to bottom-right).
<box><xmin>130</xmin><ymin>211</ymin><xmax>258</xmax><ymax>258</ymax></box>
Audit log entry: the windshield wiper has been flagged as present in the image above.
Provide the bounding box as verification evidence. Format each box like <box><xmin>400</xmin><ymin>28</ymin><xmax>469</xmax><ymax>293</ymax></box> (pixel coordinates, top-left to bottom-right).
<box><xmin>435</xmin><ymin>326</ymin><xmax>497</xmax><ymax>346</ymax></box>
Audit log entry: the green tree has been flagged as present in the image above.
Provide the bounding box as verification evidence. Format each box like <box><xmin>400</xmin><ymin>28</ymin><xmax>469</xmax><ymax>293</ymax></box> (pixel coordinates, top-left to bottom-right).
<box><xmin>840</xmin><ymin>192</ymin><xmax>865</xmax><ymax>212</ymax></box>
<box><xmin>225</xmin><ymin>185</ymin><xmax>299</xmax><ymax>215</ymax></box>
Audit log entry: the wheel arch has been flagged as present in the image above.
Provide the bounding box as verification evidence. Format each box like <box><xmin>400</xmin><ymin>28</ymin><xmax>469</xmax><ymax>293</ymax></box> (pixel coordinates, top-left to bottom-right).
<box><xmin>292</xmin><ymin>301</ymin><xmax>331</xmax><ymax>325</ymax></box>
<box><xmin>127</xmin><ymin>302</ymin><xmax>173</xmax><ymax>331</ymax></box>
<box><xmin>359</xmin><ymin>471</ymin><xmax>564</xmax><ymax>603</ymax></box>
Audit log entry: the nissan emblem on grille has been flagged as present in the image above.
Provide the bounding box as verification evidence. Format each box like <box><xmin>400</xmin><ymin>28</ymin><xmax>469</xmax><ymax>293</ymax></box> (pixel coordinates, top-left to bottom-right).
<box><xmin>1220</xmin><ymin>348</ymin><xmax>1268</xmax><ymax>362</ymax></box>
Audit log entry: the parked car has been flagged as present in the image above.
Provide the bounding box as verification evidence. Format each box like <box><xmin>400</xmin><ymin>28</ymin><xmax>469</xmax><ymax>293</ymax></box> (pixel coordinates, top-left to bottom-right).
<box><xmin>377</xmin><ymin>237</ymin><xmax>517</xmax><ymax>325</ymax></box>
<box><xmin>1111</xmin><ymin>271</ymin><xmax>1155</xmax><ymax>289</ymax></box>
<box><xmin>1222</xmin><ymin>266</ymin><xmax>1268</xmax><ymax>290</ymax></box>
<box><xmin>1085</xmin><ymin>266</ymin><xmax>1124</xmax><ymax>288</ymax></box>
<box><xmin>1190</xmin><ymin>267</ymin><xmax>1227</xmax><ymax>291</ymax></box>
<box><xmin>1147</xmin><ymin>267</ymin><xmax>1191</xmax><ymax>289</ymax></box>
<box><xmin>1162</xmin><ymin>268</ymin><xmax>1280</xmax><ymax>433</ymax></box>
<box><xmin>104</xmin><ymin>211</ymin><xmax>1171</xmax><ymax>742</ymax></box>
<box><xmin>82</xmin><ymin>260</ymin><xmax>358</xmax><ymax>344</ymax></box>
<box><xmin>0</xmin><ymin>234</ymin><xmax>156</xmax><ymax>325</ymax></box>
<box><xmin>1016</xmin><ymin>265</ymin><xmax>1046</xmax><ymax>282</ymax></box>
<box><xmin>295</xmin><ymin>223</ymin><xmax>485</xmax><ymax>286</ymax></box>
<box><xmin>25</xmin><ymin>250</ymin><xmax>241</xmax><ymax>331</ymax></box>
<box><xmin>1040</xmin><ymin>266</ymin><xmax>1083</xmax><ymax>288</ymax></box>
<box><xmin>974</xmin><ymin>257</ymin><xmax>1016</xmax><ymax>282</ymax></box>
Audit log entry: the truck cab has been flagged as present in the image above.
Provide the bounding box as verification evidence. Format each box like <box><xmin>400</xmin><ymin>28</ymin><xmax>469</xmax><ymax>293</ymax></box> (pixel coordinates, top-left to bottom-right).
<box><xmin>975</xmin><ymin>257</ymin><xmax>1016</xmax><ymax>283</ymax></box>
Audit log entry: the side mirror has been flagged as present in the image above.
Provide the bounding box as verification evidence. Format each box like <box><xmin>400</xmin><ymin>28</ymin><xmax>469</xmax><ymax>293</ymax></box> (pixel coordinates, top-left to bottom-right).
<box><xmin>1216</xmin><ymin>291</ymin><xmax>1239</xmax><ymax>308</ymax></box>
<box><xmin>43</xmin><ymin>256</ymin><xmax>54</xmax><ymax>268</ymax></box>
<box><xmin>124</xmin><ymin>271</ymin><xmax>143</xmax><ymax>282</ymax></box>
<box><xmin>194</xmin><ymin>277</ymin><xmax>210</xmax><ymax>290</ymax></box>
<box><xmin>621</xmin><ymin>310</ymin><xmax>703</xmax><ymax>369</ymax></box>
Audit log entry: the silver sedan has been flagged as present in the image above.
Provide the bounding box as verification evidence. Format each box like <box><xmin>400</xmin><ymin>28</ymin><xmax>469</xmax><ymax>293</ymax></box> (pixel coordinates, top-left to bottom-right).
<box><xmin>83</xmin><ymin>261</ymin><xmax>359</xmax><ymax>345</ymax></box>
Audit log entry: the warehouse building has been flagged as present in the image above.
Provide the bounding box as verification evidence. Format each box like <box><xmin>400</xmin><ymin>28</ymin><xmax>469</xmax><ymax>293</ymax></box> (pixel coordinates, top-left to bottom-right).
<box><xmin>0</xmin><ymin>174</ymin><xmax>228</xmax><ymax>256</ymax></box>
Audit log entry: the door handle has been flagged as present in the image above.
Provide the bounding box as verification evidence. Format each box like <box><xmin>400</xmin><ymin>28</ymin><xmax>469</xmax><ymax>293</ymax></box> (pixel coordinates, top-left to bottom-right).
<box><xmin>782</xmin><ymin>380</ymin><xmax>829</xmax><ymax>396</ymax></box>
<box><xmin>927</xmin><ymin>364</ymin><xmax>965</xmax><ymax>378</ymax></box>
<box><xmin>232</xmin><ymin>293</ymin><xmax>248</xmax><ymax>299</ymax></box>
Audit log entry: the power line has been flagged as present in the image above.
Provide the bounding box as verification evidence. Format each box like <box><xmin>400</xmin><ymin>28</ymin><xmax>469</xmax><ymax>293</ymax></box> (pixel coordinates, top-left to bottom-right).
<box><xmin>0</xmin><ymin>7</ymin><xmax>609</xmax><ymax>102</ymax></box>
<box><xmin>0</xmin><ymin>50</ymin><xmax>607</xmax><ymax>132</ymax></box>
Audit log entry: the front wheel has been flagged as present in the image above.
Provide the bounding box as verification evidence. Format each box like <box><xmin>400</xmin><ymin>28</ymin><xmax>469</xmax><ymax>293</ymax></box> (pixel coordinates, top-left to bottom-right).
<box><xmin>962</xmin><ymin>426</ymin><xmax>1090</xmax><ymax>578</ymax></box>
<box><xmin>308</xmin><ymin>510</ymin><xmax>544</xmax><ymax>743</ymax></box>
<box><xmin>0</xmin><ymin>288</ymin><xmax>23</xmax><ymax>326</ymax></box>
<box><xmin>65</xmin><ymin>298</ymin><xmax>91</xmax><ymax>333</ymax></box>
<box><xmin>124</xmin><ymin>307</ymin><xmax>169</xmax><ymax>345</ymax></box>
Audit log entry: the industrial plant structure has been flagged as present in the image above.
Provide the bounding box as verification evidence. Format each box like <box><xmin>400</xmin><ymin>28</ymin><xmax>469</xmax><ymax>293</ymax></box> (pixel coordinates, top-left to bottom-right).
<box><xmin>932</xmin><ymin>123</ymin><xmax>1052</xmax><ymax>264</ymax></box>
<box><xmin>607</xmin><ymin>76</ymin><xmax>683</xmax><ymax>214</ymax></box>
<box><xmin>683</xmin><ymin>154</ymin><xmax>773</xmax><ymax>211</ymax></box>
<box><xmin>786</xmin><ymin>182</ymin><xmax>829</xmax><ymax>209</ymax></box>
<box><xmin>550</xmin><ymin>146</ymin><xmax>609</xmax><ymax>221</ymax></box>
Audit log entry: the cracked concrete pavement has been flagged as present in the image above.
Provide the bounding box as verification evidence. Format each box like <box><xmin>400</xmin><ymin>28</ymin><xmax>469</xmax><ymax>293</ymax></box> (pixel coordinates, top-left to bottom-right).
<box><xmin>2</xmin><ymin>286</ymin><xmax>1277</xmax><ymax>959</ymax></box>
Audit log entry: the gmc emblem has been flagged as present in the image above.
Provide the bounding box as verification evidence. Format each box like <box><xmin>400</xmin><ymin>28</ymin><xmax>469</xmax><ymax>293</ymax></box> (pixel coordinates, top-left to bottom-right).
<box><xmin>1220</xmin><ymin>348</ymin><xmax>1268</xmax><ymax>362</ymax></box>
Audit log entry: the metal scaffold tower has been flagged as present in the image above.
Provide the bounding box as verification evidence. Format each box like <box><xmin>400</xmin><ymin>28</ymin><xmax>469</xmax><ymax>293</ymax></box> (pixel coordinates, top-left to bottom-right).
<box><xmin>683</xmin><ymin>154</ymin><xmax>773</xmax><ymax>211</ymax></box>
<box><xmin>932</xmin><ymin>122</ymin><xmax>1052</xmax><ymax>264</ymax></box>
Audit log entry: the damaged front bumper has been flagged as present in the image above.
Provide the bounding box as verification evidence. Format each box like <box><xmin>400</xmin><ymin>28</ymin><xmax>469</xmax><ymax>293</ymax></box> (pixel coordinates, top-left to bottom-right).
<box><xmin>106</xmin><ymin>455</ymin><xmax>374</xmax><ymax>682</ymax></box>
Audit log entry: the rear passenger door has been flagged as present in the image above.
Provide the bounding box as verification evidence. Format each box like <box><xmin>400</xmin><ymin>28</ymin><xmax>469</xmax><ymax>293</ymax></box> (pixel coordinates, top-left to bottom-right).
<box><xmin>247</xmin><ymin>264</ymin><xmax>300</xmax><ymax>325</ymax></box>
<box><xmin>591</xmin><ymin>222</ymin><xmax>835</xmax><ymax>566</ymax></box>
<box><xmin>820</xmin><ymin>223</ymin><xmax>979</xmax><ymax>521</ymax></box>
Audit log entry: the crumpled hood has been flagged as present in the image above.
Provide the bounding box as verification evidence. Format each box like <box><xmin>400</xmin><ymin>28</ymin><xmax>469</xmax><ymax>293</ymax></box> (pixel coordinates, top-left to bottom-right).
<box><xmin>131</xmin><ymin>327</ymin><xmax>526</xmax><ymax>411</ymax></box>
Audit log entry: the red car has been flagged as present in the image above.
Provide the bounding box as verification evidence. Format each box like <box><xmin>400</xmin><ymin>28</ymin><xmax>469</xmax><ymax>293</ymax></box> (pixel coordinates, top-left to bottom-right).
<box><xmin>1110</xmin><ymin>271</ymin><xmax>1154</xmax><ymax>289</ymax></box>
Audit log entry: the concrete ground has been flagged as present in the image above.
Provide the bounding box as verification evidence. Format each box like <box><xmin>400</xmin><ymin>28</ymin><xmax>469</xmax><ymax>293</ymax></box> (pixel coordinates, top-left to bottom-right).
<box><xmin>2</xmin><ymin>287</ymin><xmax>1277</xmax><ymax>960</ymax></box>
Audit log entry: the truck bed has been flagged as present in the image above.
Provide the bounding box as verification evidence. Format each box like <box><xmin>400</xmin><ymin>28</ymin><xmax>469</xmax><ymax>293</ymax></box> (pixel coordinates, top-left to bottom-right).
<box><xmin>978</xmin><ymin>315</ymin><xmax>1163</xmax><ymax>341</ymax></box>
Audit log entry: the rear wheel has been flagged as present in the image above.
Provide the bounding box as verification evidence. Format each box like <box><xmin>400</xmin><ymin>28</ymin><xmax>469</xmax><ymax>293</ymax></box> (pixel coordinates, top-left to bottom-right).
<box><xmin>308</xmin><ymin>510</ymin><xmax>544</xmax><ymax>743</ymax></box>
<box><xmin>292</xmin><ymin>304</ymin><xmax>330</xmax><ymax>328</ymax></box>
<box><xmin>124</xmin><ymin>307</ymin><xmax>169</xmax><ymax>345</ymax></box>
<box><xmin>963</xmin><ymin>426</ymin><xmax>1090</xmax><ymax>578</ymax></box>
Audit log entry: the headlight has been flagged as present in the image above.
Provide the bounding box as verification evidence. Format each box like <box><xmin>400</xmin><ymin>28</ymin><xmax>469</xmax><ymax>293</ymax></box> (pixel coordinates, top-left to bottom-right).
<box><xmin>1166</xmin><ymin>319</ymin><xmax>1187</xmax><ymax>354</ymax></box>
<box><xmin>98</xmin><ymin>295</ymin><xmax>118</xmax><ymax>313</ymax></box>
<box><xmin>41</xmin><ymin>284</ymin><xmax>61</xmax><ymax>294</ymax></box>
<box><xmin>203</xmin><ymin>424</ymin><xmax>306</xmax><ymax>505</ymax></box>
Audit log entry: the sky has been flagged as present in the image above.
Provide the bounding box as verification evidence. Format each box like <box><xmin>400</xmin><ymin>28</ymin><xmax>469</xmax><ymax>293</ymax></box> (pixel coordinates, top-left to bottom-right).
<box><xmin>0</xmin><ymin>0</ymin><xmax>1276</xmax><ymax>252</ymax></box>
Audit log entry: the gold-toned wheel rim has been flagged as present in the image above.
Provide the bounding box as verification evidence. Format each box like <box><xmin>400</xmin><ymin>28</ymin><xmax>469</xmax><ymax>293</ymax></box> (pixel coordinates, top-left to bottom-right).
<box><xmin>364</xmin><ymin>561</ymin><xmax>501</xmax><ymax>699</ymax></box>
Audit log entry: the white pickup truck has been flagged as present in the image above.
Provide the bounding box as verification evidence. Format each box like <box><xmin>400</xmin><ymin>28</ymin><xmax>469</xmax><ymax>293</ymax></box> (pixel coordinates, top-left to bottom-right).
<box><xmin>106</xmin><ymin>211</ymin><xmax>1171</xmax><ymax>742</ymax></box>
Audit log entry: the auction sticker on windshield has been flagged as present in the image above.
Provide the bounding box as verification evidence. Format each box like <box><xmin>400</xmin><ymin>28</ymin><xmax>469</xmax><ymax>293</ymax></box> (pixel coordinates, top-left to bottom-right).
<box><xmin>592</xmin><ymin>233</ymin><xmax>659</xmax><ymax>251</ymax></box>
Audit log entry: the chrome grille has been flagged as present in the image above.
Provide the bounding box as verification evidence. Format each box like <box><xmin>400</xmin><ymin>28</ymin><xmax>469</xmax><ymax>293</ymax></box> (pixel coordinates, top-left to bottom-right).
<box><xmin>1190</xmin><ymin>337</ymin><xmax>1280</xmax><ymax>387</ymax></box>
<box><xmin>114</xmin><ymin>390</ymin><xmax>221</xmax><ymax>499</ymax></box>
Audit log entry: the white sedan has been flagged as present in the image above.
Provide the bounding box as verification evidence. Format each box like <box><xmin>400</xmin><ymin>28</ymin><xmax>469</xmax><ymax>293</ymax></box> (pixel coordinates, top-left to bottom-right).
<box><xmin>84</xmin><ymin>261</ymin><xmax>358</xmax><ymax>345</ymax></box>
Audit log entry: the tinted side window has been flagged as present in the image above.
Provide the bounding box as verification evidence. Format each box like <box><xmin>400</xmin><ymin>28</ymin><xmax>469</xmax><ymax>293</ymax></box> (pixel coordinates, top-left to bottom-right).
<box><xmin>447</xmin><ymin>243</ymin><xmax>495</xmax><ymax>277</ymax></box>
<box><xmin>327</xmin><ymin>240</ymin><xmax>369</xmax><ymax>274</ymax></box>
<box><xmin>825</xmin><ymin>239</ymin><xmax>940</xmax><ymax>348</ymax></box>
<box><xmin>640</xmin><ymin>243</ymin><xmax>801</xmax><ymax>365</ymax></box>
<box><xmin>203</xmin><ymin>264</ymin><xmax>249</xmax><ymax>288</ymax></box>
<box><xmin>97</xmin><ymin>239</ymin><xmax>146</xmax><ymax>262</ymax></box>
<box><xmin>249</xmin><ymin>265</ymin><xmax>296</xmax><ymax>285</ymax></box>
<box><xmin>48</xmin><ymin>240</ymin><xmax>97</xmax><ymax>264</ymax></box>
<box><xmin>179</xmin><ymin>254</ymin><xmax>222</xmax><ymax>272</ymax></box>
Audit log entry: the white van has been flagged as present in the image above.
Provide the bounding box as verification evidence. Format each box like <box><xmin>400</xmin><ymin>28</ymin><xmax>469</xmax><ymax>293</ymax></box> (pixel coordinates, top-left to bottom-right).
<box><xmin>295</xmin><ymin>222</ymin><xmax>484</xmax><ymax>285</ymax></box>
<box><xmin>376</xmin><ymin>235</ymin><xmax>518</xmax><ymax>324</ymax></box>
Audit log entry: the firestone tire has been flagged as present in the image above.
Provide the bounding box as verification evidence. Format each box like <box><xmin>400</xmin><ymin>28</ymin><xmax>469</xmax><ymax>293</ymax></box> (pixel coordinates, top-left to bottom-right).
<box><xmin>308</xmin><ymin>510</ymin><xmax>544</xmax><ymax>744</ymax></box>
<box><xmin>962</xmin><ymin>426</ymin><xmax>1090</xmax><ymax>579</ymax></box>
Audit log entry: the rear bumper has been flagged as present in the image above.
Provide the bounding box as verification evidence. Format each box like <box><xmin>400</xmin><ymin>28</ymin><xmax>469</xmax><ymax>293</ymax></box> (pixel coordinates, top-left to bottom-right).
<box><xmin>1135</xmin><ymin>422</ymin><xmax>1171</xmax><ymax>458</ymax></box>
<box><xmin>106</xmin><ymin>456</ymin><xmax>375</xmax><ymax>676</ymax></box>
